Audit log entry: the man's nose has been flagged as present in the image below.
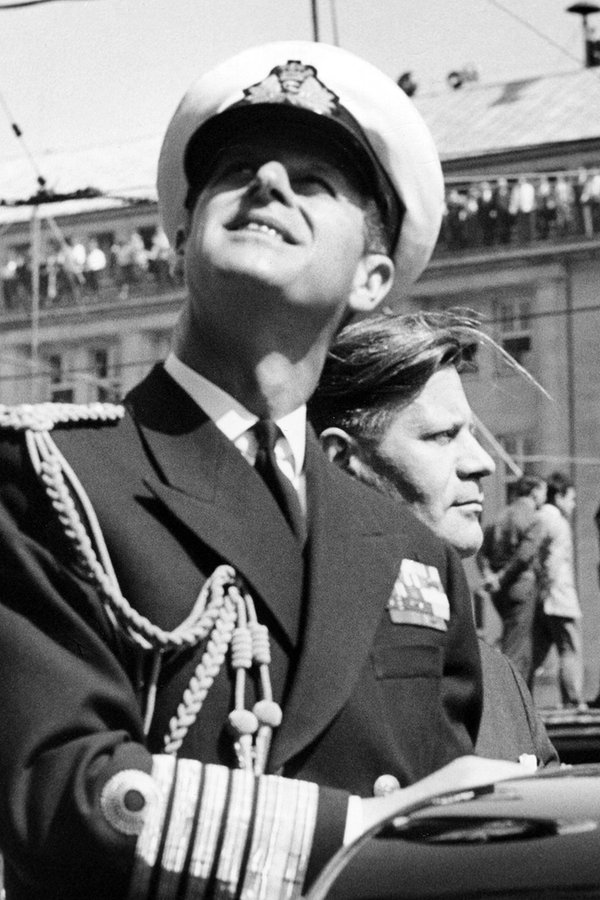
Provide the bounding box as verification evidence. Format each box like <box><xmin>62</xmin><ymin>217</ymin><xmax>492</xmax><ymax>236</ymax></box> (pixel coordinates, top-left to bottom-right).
<box><xmin>248</xmin><ymin>161</ymin><xmax>295</xmax><ymax>206</ymax></box>
<box><xmin>459</xmin><ymin>433</ymin><xmax>496</xmax><ymax>478</ymax></box>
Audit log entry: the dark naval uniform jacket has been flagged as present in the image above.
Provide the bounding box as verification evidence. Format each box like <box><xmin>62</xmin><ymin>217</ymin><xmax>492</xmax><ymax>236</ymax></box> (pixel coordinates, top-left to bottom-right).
<box><xmin>0</xmin><ymin>365</ymin><xmax>482</xmax><ymax>899</ymax></box>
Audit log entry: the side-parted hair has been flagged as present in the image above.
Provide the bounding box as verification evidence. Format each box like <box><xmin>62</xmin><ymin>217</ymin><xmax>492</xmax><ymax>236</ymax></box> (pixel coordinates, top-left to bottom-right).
<box><xmin>308</xmin><ymin>309</ymin><xmax>526</xmax><ymax>440</ymax></box>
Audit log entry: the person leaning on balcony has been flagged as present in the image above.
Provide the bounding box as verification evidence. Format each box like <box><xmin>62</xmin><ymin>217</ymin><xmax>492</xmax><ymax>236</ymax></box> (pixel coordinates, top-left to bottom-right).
<box><xmin>494</xmin><ymin>176</ymin><xmax>513</xmax><ymax>244</ymax></box>
<box><xmin>308</xmin><ymin>310</ymin><xmax>558</xmax><ymax>769</ymax></box>
<box><xmin>478</xmin><ymin>180</ymin><xmax>497</xmax><ymax>246</ymax></box>
<box><xmin>509</xmin><ymin>175</ymin><xmax>536</xmax><ymax>244</ymax></box>
<box><xmin>84</xmin><ymin>238</ymin><xmax>107</xmax><ymax>293</ymax></box>
<box><xmin>0</xmin><ymin>42</ymin><xmax>527</xmax><ymax>900</ymax></box>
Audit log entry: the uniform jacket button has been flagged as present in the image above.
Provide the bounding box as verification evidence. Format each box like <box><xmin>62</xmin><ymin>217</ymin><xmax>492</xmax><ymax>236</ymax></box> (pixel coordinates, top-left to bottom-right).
<box><xmin>373</xmin><ymin>774</ymin><xmax>401</xmax><ymax>796</ymax></box>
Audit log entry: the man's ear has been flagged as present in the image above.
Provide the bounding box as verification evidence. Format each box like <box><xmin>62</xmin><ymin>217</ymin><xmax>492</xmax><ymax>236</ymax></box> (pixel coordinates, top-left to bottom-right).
<box><xmin>319</xmin><ymin>427</ymin><xmax>359</xmax><ymax>472</ymax></box>
<box><xmin>348</xmin><ymin>253</ymin><xmax>395</xmax><ymax>315</ymax></box>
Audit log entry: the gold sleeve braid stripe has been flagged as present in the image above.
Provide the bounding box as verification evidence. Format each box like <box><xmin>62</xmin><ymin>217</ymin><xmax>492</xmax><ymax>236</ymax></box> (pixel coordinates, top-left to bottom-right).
<box><xmin>154</xmin><ymin>758</ymin><xmax>203</xmax><ymax>897</ymax></box>
<box><xmin>184</xmin><ymin>764</ymin><xmax>230</xmax><ymax>895</ymax></box>
<box><xmin>99</xmin><ymin>756</ymin><xmax>319</xmax><ymax>899</ymax></box>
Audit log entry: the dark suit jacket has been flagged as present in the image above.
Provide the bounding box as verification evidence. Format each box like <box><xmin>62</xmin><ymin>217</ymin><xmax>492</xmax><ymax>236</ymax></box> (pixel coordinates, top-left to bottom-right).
<box><xmin>0</xmin><ymin>366</ymin><xmax>482</xmax><ymax>899</ymax></box>
<box><xmin>476</xmin><ymin>640</ymin><xmax>558</xmax><ymax>767</ymax></box>
<box><xmin>482</xmin><ymin>497</ymin><xmax>545</xmax><ymax>605</ymax></box>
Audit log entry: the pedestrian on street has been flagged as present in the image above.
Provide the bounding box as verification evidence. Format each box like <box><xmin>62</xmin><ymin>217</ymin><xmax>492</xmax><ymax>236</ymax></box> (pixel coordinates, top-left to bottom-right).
<box><xmin>478</xmin><ymin>475</ymin><xmax>547</xmax><ymax>686</ymax></box>
<box><xmin>533</xmin><ymin>471</ymin><xmax>587</xmax><ymax>710</ymax></box>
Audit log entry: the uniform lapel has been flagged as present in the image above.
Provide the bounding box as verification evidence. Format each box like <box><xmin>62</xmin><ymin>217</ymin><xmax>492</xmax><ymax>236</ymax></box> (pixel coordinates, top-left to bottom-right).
<box><xmin>129</xmin><ymin>375</ymin><xmax>416</xmax><ymax>768</ymax></box>
<box><xmin>270</xmin><ymin>430</ymin><xmax>409</xmax><ymax>771</ymax></box>
<box><xmin>127</xmin><ymin>366</ymin><xmax>304</xmax><ymax>646</ymax></box>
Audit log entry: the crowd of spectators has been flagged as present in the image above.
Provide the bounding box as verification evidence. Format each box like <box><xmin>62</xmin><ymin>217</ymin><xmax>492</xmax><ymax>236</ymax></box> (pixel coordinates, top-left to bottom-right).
<box><xmin>3</xmin><ymin>167</ymin><xmax>600</xmax><ymax>311</ymax></box>
<box><xmin>0</xmin><ymin>226</ymin><xmax>182</xmax><ymax>311</ymax></box>
<box><xmin>440</xmin><ymin>168</ymin><xmax>600</xmax><ymax>251</ymax></box>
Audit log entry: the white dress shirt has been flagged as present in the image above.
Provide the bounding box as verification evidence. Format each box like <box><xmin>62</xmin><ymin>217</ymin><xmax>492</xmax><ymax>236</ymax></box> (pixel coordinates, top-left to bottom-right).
<box><xmin>164</xmin><ymin>353</ymin><xmax>307</xmax><ymax>512</ymax></box>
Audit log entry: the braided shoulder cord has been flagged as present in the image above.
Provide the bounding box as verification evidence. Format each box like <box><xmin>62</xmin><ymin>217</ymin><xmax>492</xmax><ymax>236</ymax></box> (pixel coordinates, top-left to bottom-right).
<box><xmin>27</xmin><ymin>427</ymin><xmax>226</xmax><ymax>651</ymax></box>
<box><xmin>9</xmin><ymin>403</ymin><xmax>281</xmax><ymax>773</ymax></box>
<box><xmin>0</xmin><ymin>401</ymin><xmax>124</xmax><ymax>432</ymax></box>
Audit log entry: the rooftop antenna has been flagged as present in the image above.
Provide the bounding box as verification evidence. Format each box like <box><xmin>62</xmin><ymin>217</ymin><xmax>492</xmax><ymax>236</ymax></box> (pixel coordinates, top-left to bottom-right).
<box><xmin>567</xmin><ymin>3</ymin><xmax>600</xmax><ymax>66</ymax></box>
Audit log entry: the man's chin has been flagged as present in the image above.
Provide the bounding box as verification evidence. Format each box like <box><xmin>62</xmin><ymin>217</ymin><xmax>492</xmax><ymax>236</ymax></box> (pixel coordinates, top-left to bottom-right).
<box><xmin>439</xmin><ymin>519</ymin><xmax>483</xmax><ymax>559</ymax></box>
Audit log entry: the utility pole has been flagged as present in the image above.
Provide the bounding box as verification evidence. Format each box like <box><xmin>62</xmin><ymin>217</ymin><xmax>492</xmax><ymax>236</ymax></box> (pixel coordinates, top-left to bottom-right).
<box><xmin>330</xmin><ymin>0</ymin><xmax>339</xmax><ymax>46</ymax></box>
<box><xmin>311</xmin><ymin>0</ymin><xmax>319</xmax><ymax>41</ymax></box>
<box><xmin>30</xmin><ymin>204</ymin><xmax>40</xmax><ymax>375</ymax></box>
<box><xmin>4</xmin><ymin>186</ymin><xmax>103</xmax><ymax>399</ymax></box>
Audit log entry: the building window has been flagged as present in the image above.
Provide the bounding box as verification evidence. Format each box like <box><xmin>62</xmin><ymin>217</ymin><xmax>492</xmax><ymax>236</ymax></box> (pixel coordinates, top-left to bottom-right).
<box><xmin>51</xmin><ymin>387</ymin><xmax>75</xmax><ymax>402</ymax></box>
<box><xmin>494</xmin><ymin>297</ymin><xmax>532</xmax><ymax>370</ymax></box>
<box><xmin>90</xmin><ymin>345</ymin><xmax>120</xmax><ymax>402</ymax></box>
<box><xmin>48</xmin><ymin>354</ymin><xmax>63</xmax><ymax>384</ymax></box>
<box><xmin>45</xmin><ymin>352</ymin><xmax>74</xmax><ymax>402</ymax></box>
<box><xmin>93</xmin><ymin>348</ymin><xmax>109</xmax><ymax>380</ymax></box>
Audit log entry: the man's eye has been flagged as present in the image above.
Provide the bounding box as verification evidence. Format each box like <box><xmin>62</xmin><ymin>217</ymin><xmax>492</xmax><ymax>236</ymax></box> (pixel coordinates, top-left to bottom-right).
<box><xmin>215</xmin><ymin>162</ymin><xmax>255</xmax><ymax>184</ymax></box>
<box><xmin>291</xmin><ymin>176</ymin><xmax>336</xmax><ymax>197</ymax></box>
<box><xmin>429</xmin><ymin>427</ymin><xmax>459</xmax><ymax>445</ymax></box>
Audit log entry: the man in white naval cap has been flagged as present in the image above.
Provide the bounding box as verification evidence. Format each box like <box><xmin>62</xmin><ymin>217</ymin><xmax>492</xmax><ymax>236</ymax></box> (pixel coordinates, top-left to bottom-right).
<box><xmin>0</xmin><ymin>41</ymin><xmax>523</xmax><ymax>900</ymax></box>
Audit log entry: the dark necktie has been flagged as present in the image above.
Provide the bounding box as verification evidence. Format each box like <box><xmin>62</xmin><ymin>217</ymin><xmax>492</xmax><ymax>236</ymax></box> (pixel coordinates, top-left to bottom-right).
<box><xmin>252</xmin><ymin>419</ymin><xmax>306</xmax><ymax>543</ymax></box>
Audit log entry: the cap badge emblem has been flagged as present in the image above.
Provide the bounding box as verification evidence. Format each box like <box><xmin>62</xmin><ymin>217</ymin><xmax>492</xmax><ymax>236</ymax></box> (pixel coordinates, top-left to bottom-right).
<box><xmin>242</xmin><ymin>61</ymin><xmax>339</xmax><ymax>116</ymax></box>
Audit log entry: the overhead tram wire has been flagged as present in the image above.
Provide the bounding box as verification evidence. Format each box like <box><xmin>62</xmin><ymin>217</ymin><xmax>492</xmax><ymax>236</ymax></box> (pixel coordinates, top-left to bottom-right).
<box><xmin>0</xmin><ymin>0</ymin><xmax>56</xmax><ymax>8</ymax></box>
<box><xmin>0</xmin><ymin>89</ymin><xmax>47</xmax><ymax>191</ymax></box>
<box><xmin>485</xmin><ymin>0</ymin><xmax>586</xmax><ymax>69</ymax></box>
<box><xmin>0</xmin><ymin>188</ymin><xmax>155</xmax><ymax>208</ymax></box>
<box><xmin>0</xmin><ymin>0</ymin><xmax>98</xmax><ymax>8</ymax></box>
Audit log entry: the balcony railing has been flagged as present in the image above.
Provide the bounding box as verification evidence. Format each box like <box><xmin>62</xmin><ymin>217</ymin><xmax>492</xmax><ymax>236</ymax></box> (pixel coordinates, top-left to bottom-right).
<box><xmin>435</xmin><ymin>171</ymin><xmax>600</xmax><ymax>255</ymax></box>
<box><xmin>0</xmin><ymin>257</ymin><xmax>185</xmax><ymax>318</ymax></box>
<box><xmin>2</xmin><ymin>170</ymin><xmax>600</xmax><ymax>316</ymax></box>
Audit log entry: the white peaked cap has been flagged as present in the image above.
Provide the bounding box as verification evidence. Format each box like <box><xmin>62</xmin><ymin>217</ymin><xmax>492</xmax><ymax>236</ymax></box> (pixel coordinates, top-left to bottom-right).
<box><xmin>157</xmin><ymin>41</ymin><xmax>444</xmax><ymax>295</ymax></box>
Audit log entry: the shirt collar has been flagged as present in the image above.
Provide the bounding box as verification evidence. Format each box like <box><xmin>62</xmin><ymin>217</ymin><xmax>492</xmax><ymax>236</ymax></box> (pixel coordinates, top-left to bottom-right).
<box><xmin>164</xmin><ymin>352</ymin><xmax>306</xmax><ymax>476</ymax></box>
